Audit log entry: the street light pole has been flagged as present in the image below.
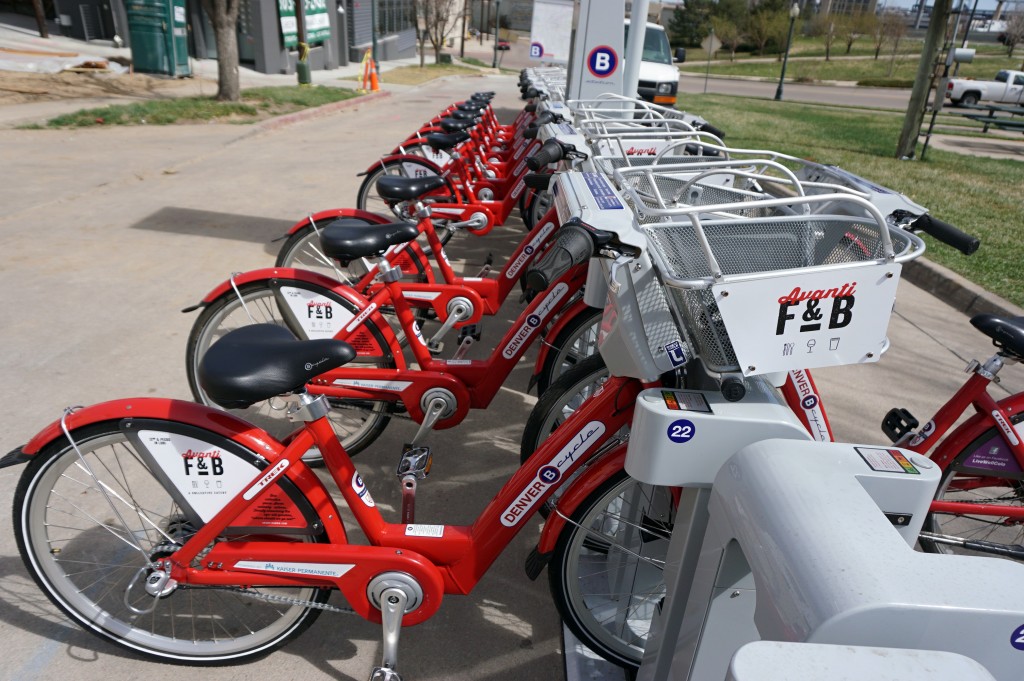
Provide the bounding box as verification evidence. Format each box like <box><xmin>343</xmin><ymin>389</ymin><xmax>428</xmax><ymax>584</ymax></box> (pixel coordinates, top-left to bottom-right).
<box><xmin>774</xmin><ymin>2</ymin><xmax>800</xmax><ymax>101</ymax></box>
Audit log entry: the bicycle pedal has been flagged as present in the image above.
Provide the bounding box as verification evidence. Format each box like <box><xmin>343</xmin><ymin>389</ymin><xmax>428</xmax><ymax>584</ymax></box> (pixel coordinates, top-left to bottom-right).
<box><xmin>458</xmin><ymin>323</ymin><xmax>483</xmax><ymax>343</ymax></box>
<box><xmin>397</xmin><ymin>444</ymin><xmax>432</xmax><ymax>479</ymax></box>
<box><xmin>881</xmin><ymin>407</ymin><xmax>919</xmax><ymax>443</ymax></box>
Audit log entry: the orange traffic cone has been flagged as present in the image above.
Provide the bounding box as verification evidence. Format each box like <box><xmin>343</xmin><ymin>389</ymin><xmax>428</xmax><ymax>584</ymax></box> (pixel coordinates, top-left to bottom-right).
<box><xmin>369</xmin><ymin>59</ymin><xmax>380</xmax><ymax>92</ymax></box>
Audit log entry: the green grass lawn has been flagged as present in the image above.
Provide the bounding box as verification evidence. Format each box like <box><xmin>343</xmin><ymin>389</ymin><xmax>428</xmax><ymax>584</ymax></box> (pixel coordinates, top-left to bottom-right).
<box><xmin>681</xmin><ymin>94</ymin><xmax>1024</xmax><ymax>306</ymax></box>
<box><xmin>32</xmin><ymin>86</ymin><xmax>361</xmax><ymax>128</ymax></box>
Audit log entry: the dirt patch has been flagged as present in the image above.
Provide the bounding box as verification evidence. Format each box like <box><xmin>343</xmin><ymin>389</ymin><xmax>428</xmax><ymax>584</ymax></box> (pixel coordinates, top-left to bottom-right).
<box><xmin>0</xmin><ymin>70</ymin><xmax>213</xmax><ymax>105</ymax></box>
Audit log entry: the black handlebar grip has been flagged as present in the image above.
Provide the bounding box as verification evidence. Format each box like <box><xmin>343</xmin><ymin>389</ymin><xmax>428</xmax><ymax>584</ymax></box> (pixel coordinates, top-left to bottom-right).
<box><xmin>916</xmin><ymin>214</ymin><xmax>980</xmax><ymax>256</ymax></box>
<box><xmin>524</xmin><ymin>222</ymin><xmax>595</xmax><ymax>296</ymax></box>
<box><xmin>720</xmin><ymin>375</ymin><xmax>747</xmax><ymax>402</ymax></box>
<box><xmin>696</xmin><ymin>122</ymin><xmax>726</xmax><ymax>140</ymax></box>
<box><xmin>524</xmin><ymin>101</ymin><xmax>538</xmax><ymax>113</ymax></box>
<box><xmin>527</xmin><ymin>139</ymin><xmax>565</xmax><ymax>171</ymax></box>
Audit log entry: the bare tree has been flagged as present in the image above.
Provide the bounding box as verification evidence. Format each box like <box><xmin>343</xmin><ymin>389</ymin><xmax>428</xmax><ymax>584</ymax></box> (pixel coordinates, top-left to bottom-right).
<box><xmin>883</xmin><ymin>11</ymin><xmax>909</xmax><ymax>76</ymax></box>
<box><xmin>711</xmin><ymin>16</ymin><xmax>743</xmax><ymax>61</ymax></box>
<box><xmin>810</xmin><ymin>15</ymin><xmax>837</xmax><ymax>61</ymax></box>
<box><xmin>866</xmin><ymin>12</ymin><xmax>885</xmax><ymax>59</ymax></box>
<box><xmin>841</xmin><ymin>12</ymin><xmax>869</xmax><ymax>54</ymax></box>
<box><xmin>414</xmin><ymin>0</ymin><xmax>462</xmax><ymax>64</ymax></box>
<box><xmin>1004</xmin><ymin>12</ymin><xmax>1024</xmax><ymax>57</ymax></box>
<box><xmin>200</xmin><ymin>0</ymin><xmax>241</xmax><ymax>101</ymax></box>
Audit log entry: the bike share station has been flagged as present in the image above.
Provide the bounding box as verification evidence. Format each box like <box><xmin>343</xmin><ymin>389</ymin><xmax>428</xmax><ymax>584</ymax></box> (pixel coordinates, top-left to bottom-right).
<box><xmin>556</xmin><ymin>1</ymin><xmax>1024</xmax><ymax>680</ymax></box>
<box><xmin>5</xmin><ymin>0</ymin><xmax>1024</xmax><ymax>679</ymax></box>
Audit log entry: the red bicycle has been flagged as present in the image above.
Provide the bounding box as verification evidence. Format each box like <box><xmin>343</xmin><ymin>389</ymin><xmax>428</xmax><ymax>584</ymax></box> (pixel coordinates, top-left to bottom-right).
<box><xmin>184</xmin><ymin>205</ymin><xmax>601</xmax><ymax>463</ymax></box>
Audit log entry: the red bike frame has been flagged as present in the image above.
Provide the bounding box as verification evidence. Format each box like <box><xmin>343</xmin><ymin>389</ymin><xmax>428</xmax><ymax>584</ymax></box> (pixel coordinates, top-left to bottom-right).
<box><xmin>20</xmin><ymin>371</ymin><xmax>645</xmax><ymax>627</ymax></box>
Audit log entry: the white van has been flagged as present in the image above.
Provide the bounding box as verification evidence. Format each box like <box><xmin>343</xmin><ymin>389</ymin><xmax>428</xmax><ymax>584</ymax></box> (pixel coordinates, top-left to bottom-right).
<box><xmin>623</xmin><ymin>20</ymin><xmax>680</xmax><ymax>106</ymax></box>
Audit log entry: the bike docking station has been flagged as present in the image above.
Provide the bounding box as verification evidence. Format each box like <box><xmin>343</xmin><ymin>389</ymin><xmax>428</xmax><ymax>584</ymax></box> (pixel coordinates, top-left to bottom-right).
<box><xmin>628</xmin><ymin>435</ymin><xmax>1024</xmax><ymax>680</ymax></box>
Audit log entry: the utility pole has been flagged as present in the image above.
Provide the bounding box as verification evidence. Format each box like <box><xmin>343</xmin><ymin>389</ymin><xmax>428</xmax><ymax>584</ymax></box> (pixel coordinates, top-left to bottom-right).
<box><xmin>461</xmin><ymin>0</ymin><xmax>468</xmax><ymax>58</ymax></box>
<box><xmin>895</xmin><ymin>0</ymin><xmax>953</xmax><ymax>159</ymax></box>
<box><xmin>295</xmin><ymin>0</ymin><xmax>311</xmax><ymax>85</ymax></box>
<box><xmin>491</xmin><ymin>0</ymin><xmax>501</xmax><ymax>67</ymax></box>
<box><xmin>31</xmin><ymin>0</ymin><xmax>48</xmax><ymax>38</ymax></box>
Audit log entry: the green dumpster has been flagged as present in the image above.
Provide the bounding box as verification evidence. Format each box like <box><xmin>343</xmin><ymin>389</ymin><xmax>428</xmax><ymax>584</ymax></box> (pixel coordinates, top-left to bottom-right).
<box><xmin>126</xmin><ymin>0</ymin><xmax>191</xmax><ymax>77</ymax></box>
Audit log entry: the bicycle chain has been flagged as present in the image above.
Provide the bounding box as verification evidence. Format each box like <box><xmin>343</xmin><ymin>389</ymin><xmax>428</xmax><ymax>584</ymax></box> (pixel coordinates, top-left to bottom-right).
<box><xmin>194</xmin><ymin>585</ymin><xmax>358</xmax><ymax>615</ymax></box>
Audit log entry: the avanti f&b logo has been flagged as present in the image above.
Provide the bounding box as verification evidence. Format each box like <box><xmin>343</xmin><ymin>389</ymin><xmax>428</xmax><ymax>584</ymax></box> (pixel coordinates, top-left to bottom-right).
<box><xmin>776</xmin><ymin>283</ymin><xmax>856</xmax><ymax>335</ymax></box>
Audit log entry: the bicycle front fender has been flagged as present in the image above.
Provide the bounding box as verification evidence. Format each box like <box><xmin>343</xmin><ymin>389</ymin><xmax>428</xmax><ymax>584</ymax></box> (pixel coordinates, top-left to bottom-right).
<box><xmin>530</xmin><ymin>298</ymin><xmax>595</xmax><ymax>390</ymax></box>
<box><xmin>535</xmin><ymin>444</ymin><xmax>628</xmax><ymax>556</ymax></box>
<box><xmin>283</xmin><ymin>208</ymin><xmax>390</xmax><ymax>237</ymax></box>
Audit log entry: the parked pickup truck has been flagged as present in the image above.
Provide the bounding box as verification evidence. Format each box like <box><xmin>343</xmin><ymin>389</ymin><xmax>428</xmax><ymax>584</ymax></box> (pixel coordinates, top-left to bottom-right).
<box><xmin>945</xmin><ymin>69</ymin><xmax>1024</xmax><ymax>107</ymax></box>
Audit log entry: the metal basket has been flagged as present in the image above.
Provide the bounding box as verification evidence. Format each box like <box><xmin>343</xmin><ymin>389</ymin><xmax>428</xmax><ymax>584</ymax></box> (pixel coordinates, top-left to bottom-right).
<box><xmin>634</xmin><ymin>194</ymin><xmax>924</xmax><ymax>373</ymax></box>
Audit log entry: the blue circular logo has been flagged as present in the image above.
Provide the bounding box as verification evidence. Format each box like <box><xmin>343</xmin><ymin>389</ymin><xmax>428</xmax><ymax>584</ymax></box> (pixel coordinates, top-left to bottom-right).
<box><xmin>801</xmin><ymin>395</ymin><xmax>819</xmax><ymax>410</ymax></box>
<box><xmin>667</xmin><ymin>419</ymin><xmax>696</xmax><ymax>444</ymax></box>
<box><xmin>587</xmin><ymin>46</ymin><xmax>618</xmax><ymax>78</ymax></box>
<box><xmin>539</xmin><ymin>465</ymin><xmax>561</xmax><ymax>484</ymax></box>
<box><xmin>524</xmin><ymin>245</ymin><xmax>534</xmax><ymax>255</ymax></box>
<box><xmin>1012</xmin><ymin>624</ymin><xmax>1024</xmax><ymax>650</ymax></box>
<box><xmin>527</xmin><ymin>314</ymin><xmax>541</xmax><ymax>327</ymax></box>
<box><xmin>530</xmin><ymin>42</ymin><xmax>543</xmax><ymax>59</ymax></box>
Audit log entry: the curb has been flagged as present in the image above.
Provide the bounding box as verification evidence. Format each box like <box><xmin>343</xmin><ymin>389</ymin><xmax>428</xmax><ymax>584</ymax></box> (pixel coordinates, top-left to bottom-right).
<box><xmin>254</xmin><ymin>89</ymin><xmax>392</xmax><ymax>133</ymax></box>
<box><xmin>903</xmin><ymin>257</ymin><xmax>1024</xmax><ymax>319</ymax></box>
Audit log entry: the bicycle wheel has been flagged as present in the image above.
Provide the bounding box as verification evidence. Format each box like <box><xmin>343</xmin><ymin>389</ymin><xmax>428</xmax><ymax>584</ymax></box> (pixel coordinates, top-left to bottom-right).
<box><xmin>14</xmin><ymin>422</ymin><xmax>330</xmax><ymax>664</ymax></box>
<box><xmin>535</xmin><ymin>307</ymin><xmax>604</xmax><ymax>396</ymax></box>
<box><xmin>521</xmin><ymin>353</ymin><xmax>619</xmax><ymax>519</ymax></box>
<box><xmin>356</xmin><ymin>158</ymin><xmax>456</xmax><ymax>219</ymax></box>
<box><xmin>523</xmin><ymin>187</ymin><xmax>554</xmax><ymax>231</ymax></box>
<box><xmin>276</xmin><ymin>219</ymin><xmax>435</xmax><ymax>288</ymax></box>
<box><xmin>921</xmin><ymin>411</ymin><xmax>1024</xmax><ymax>559</ymax></box>
<box><xmin>276</xmin><ymin>216</ymin><xmax>379</xmax><ymax>283</ymax></box>
<box><xmin>549</xmin><ymin>470</ymin><xmax>673</xmax><ymax>670</ymax></box>
<box><xmin>186</xmin><ymin>282</ymin><xmax>394</xmax><ymax>464</ymax></box>
<box><xmin>521</xmin><ymin>353</ymin><xmax>612</xmax><ymax>467</ymax></box>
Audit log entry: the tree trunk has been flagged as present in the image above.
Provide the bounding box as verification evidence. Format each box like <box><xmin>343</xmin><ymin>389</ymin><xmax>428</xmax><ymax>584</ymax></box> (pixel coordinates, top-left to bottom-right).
<box><xmin>201</xmin><ymin>0</ymin><xmax>241</xmax><ymax>102</ymax></box>
<box><xmin>31</xmin><ymin>0</ymin><xmax>49</xmax><ymax>38</ymax></box>
<box><xmin>214</xmin><ymin>21</ymin><xmax>240</xmax><ymax>100</ymax></box>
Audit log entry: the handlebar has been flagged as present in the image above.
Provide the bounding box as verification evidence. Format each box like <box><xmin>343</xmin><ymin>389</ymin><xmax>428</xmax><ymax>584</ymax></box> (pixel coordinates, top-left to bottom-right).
<box><xmin>523</xmin><ymin>111</ymin><xmax>563</xmax><ymax>139</ymax></box>
<box><xmin>524</xmin><ymin>218</ymin><xmax>611</xmax><ymax>297</ymax></box>
<box><xmin>912</xmin><ymin>214</ymin><xmax>980</xmax><ymax>256</ymax></box>
<box><xmin>527</xmin><ymin>138</ymin><xmax>583</xmax><ymax>171</ymax></box>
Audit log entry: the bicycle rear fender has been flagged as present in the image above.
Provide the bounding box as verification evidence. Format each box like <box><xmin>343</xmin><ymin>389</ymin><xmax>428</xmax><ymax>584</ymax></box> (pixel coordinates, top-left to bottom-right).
<box><xmin>189</xmin><ymin>268</ymin><xmax>406</xmax><ymax>368</ymax></box>
<box><xmin>360</xmin><ymin>153</ymin><xmax>445</xmax><ymax>178</ymax></box>
<box><xmin>18</xmin><ymin>397</ymin><xmax>349</xmax><ymax>540</ymax></box>
<box><xmin>922</xmin><ymin>392</ymin><xmax>1024</xmax><ymax>470</ymax></box>
<box><xmin>284</xmin><ymin>208</ymin><xmax>390</xmax><ymax>237</ymax></box>
<box><xmin>534</xmin><ymin>445</ymin><xmax>628</xmax><ymax>556</ymax></box>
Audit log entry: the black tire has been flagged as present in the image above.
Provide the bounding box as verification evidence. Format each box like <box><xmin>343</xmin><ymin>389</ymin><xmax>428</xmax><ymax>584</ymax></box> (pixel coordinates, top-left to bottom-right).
<box><xmin>355</xmin><ymin>158</ymin><xmax>457</xmax><ymax>219</ymax></box>
<box><xmin>960</xmin><ymin>93</ymin><xmax>980</xmax><ymax>107</ymax></box>
<box><xmin>921</xmin><ymin>410</ymin><xmax>1024</xmax><ymax>558</ymax></box>
<box><xmin>523</xmin><ymin>187</ymin><xmax>554</xmax><ymax>232</ymax></box>
<box><xmin>521</xmin><ymin>353</ymin><xmax>612</xmax><ymax>467</ymax></box>
<box><xmin>185</xmin><ymin>281</ymin><xmax>395</xmax><ymax>464</ymax></box>
<box><xmin>276</xmin><ymin>215</ymin><xmax>377</xmax><ymax>283</ymax></box>
<box><xmin>549</xmin><ymin>469</ymin><xmax>673</xmax><ymax>670</ymax></box>
<box><xmin>13</xmin><ymin>421</ymin><xmax>330</xmax><ymax>665</ymax></box>
<box><xmin>520</xmin><ymin>353</ymin><xmax>622</xmax><ymax>520</ymax></box>
<box><xmin>536</xmin><ymin>306</ymin><xmax>604</xmax><ymax>395</ymax></box>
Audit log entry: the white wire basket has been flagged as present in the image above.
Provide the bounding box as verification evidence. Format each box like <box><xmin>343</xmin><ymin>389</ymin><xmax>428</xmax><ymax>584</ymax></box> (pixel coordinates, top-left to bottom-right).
<box><xmin>624</xmin><ymin>191</ymin><xmax>926</xmax><ymax>375</ymax></box>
